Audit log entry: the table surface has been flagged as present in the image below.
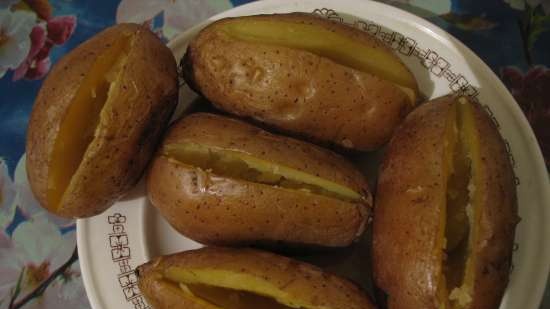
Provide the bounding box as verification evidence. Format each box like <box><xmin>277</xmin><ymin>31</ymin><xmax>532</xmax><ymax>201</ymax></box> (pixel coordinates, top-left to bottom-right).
<box><xmin>0</xmin><ymin>1</ymin><xmax>548</xmax><ymax>309</ymax></box>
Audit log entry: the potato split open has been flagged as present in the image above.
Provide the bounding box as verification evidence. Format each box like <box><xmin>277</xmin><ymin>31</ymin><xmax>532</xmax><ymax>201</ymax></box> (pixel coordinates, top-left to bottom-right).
<box><xmin>163</xmin><ymin>142</ymin><xmax>362</xmax><ymax>202</ymax></box>
<box><xmin>183</xmin><ymin>284</ymin><xmax>291</xmax><ymax>309</ymax></box>
<box><xmin>441</xmin><ymin>101</ymin><xmax>477</xmax><ymax>309</ymax></box>
<box><xmin>167</xmin><ymin>268</ymin><xmax>302</xmax><ymax>309</ymax></box>
<box><xmin>47</xmin><ymin>36</ymin><xmax>131</xmax><ymax>211</ymax></box>
<box><xmin>219</xmin><ymin>18</ymin><xmax>417</xmax><ymax>102</ymax></box>
<box><xmin>147</xmin><ymin>113</ymin><xmax>371</xmax><ymax>247</ymax></box>
<box><xmin>373</xmin><ymin>95</ymin><xmax>518</xmax><ymax>309</ymax></box>
<box><xmin>137</xmin><ymin>247</ymin><xmax>377</xmax><ymax>309</ymax></box>
<box><xmin>26</xmin><ymin>23</ymin><xmax>178</xmax><ymax>218</ymax></box>
<box><xmin>184</xmin><ymin>13</ymin><xmax>418</xmax><ymax>151</ymax></box>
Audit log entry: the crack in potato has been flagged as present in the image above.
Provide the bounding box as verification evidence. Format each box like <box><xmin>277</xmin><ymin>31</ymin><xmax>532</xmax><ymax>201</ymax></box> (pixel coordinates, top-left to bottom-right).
<box><xmin>163</xmin><ymin>268</ymin><xmax>302</xmax><ymax>309</ymax></box>
<box><xmin>440</xmin><ymin>99</ymin><xmax>479</xmax><ymax>309</ymax></box>
<box><xmin>46</xmin><ymin>36</ymin><xmax>132</xmax><ymax>211</ymax></box>
<box><xmin>183</xmin><ymin>284</ymin><xmax>296</xmax><ymax>309</ymax></box>
<box><xmin>163</xmin><ymin>142</ymin><xmax>362</xmax><ymax>202</ymax></box>
<box><xmin>216</xmin><ymin>18</ymin><xmax>417</xmax><ymax>103</ymax></box>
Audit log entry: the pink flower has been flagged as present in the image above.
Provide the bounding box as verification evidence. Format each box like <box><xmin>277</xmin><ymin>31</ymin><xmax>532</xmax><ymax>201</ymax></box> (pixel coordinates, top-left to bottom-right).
<box><xmin>501</xmin><ymin>65</ymin><xmax>550</xmax><ymax>168</ymax></box>
<box><xmin>20</xmin><ymin>56</ymin><xmax>50</xmax><ymax>80</ymax></box>
<box><xmin>0</xmin><ymin>10</ymin><xmax>35</xmax><ymax>78</ymax></box>
<box><xmin>46</xmin><ymin>15</ymin><xmax>76</xmax><ymax>45</ymax></box>
<box><xmin>12</xmin><ymin>25</ymin><xmax>47</xmax><ymax>81</ymax></box>
<box><xmin>13</xmin><ymin>15</ymin><xmax>76</xmax><ymax>81</ymax></box>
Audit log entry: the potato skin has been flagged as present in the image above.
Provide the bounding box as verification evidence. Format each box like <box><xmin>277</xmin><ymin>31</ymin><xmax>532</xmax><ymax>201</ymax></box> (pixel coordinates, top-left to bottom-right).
<box><xmin>147</xmin><ymin>113</ymin><xmax>371</xmax><ymax>247</ymax></box>
<box><xmin>137</xmin><ymin>247</ymin><xmax>377</xmax><ymax>309</ymax></box>
<box><xmin>466</xmin><ymin>100</ymin><xmax>518</xmax><ymax>309</ymax></box>
<box><xmin>26</xmin><ymin>23</ymin><xmax>178</xmax><ymax>218</ymax></box>
<box><xmin>184</xmin><ymin>13</ymin><xmax>415</xmax><ymax>151</ymax></box>
<box><xmin>372</xmin><ymin>96</ymin><xmax>518</xmax><ymax>309</ymax></box>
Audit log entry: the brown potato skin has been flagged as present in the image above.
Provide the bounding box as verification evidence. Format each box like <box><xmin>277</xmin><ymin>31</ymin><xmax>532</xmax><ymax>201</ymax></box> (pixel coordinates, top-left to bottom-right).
<box><xmin>137</xmin><ymin>247</ymin><xmax>377</xmax><ymax>309</ymax></box>
<box><xmin>147</xmin><ymin>113</ymin><xmax>371</xmax><ymax>247</ymax></box>
<box><xmin>372</xmin><ymin>95</ymin><xmax>518</xmax><ymax>309</ymax></box>
<box><xmin>26</xmin><ymin>23</ymin><xmax>178</xmax><ymax>218</ymax></box>
<box><xmin>466</xmin><ymin>100</ymin><xmax>518</xmax><ymax>309</ymax></box>
<box><xmin>184</xmin><ymin>13</ymin><xmax>416</xmax><ymax>151</ymax></box>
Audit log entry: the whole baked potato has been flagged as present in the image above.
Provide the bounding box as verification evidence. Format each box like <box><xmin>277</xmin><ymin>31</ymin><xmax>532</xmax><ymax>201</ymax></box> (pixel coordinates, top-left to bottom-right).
<box><xmin>137</xmin><ymin>247</ymin><xmax>378</xmax><ymax>309</ymax></box>
<box><xmin>183</xmin><ymin>13</ymin><xmax>419</xmax><ymax>151</ymax></box>
<box><xmin>26</xmin><ymin>23</ymin><xmax>179</xmax><ymax>218</ymax></box>
<box><xmin>147</xmin><ymin>113</ymin><xmax>371</xmax><ymax>248</ymax></box>
<box><xmin>372</xmin><ymin>95</ymin><xmax>519</xmax><ymax>309</ymax></box>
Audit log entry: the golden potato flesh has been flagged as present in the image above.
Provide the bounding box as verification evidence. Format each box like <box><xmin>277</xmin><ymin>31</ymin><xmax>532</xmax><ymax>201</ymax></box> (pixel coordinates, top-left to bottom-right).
<box><xmin>219</xmin><ymin>17</ymin><xmax>417</xmax><ymax>98</ymax></box>
<box><xmin>163</xmin><ymin>142</ymin><xmax>361</xmax><ymax>202</ymax></box>
<box><xmin>373</xmin><ymin>96</ymin><xmax>518</xmax><ymax>309</ymax></box>
<box><xmin>137</xmin><ymin>247</ymin><xmax>378</xmax><ymax>309</ymax></box>
<box><xmin>26</xmin><ymin>24</ymin><xmax>178</xmax><ymax>217</ymax></box>
<box><xmin>47</xmin><ymin>37</ymin><xmax>131</xmax><ymax>210</ymax></box>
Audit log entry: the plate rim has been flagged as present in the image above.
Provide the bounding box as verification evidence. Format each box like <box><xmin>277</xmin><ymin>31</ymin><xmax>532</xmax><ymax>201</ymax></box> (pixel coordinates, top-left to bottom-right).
<box><xmin>79</xmin><ymin>1</ymin><xmax>550</xmax><ymax>309</ymax></box>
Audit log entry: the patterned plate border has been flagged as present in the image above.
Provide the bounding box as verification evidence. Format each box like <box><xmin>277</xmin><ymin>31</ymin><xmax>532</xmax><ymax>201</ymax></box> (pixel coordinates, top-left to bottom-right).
<box><xmin>107</xmin><ymin>213</ymin><xmax>150</xmax><ymax>309</ymax></box>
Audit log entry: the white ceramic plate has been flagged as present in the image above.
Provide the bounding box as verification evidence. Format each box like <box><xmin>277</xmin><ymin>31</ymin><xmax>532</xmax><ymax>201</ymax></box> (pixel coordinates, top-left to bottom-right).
<box><xmin>77</xmin><ymin>1</ymin><xmax>550</xmax><ymax>309</ymax></box>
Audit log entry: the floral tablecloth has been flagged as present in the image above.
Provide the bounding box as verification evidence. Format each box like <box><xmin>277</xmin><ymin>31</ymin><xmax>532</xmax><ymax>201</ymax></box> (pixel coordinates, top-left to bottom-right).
<box><xmin>0</xmin><ymin>0</ymin><xmax>548</xmax><ymax>308</ymax></box>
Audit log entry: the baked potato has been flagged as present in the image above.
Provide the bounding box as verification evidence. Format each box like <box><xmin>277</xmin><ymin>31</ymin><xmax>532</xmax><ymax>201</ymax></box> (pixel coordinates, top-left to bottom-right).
<box><xmin>26</xmin><ymin>23</ymin><xmax>178</xmax><ymax>218</ymax></box>
<box><xmin>183</xmin><ymin>13</ymin><xmax>419</xmax><ymax>151</ymax></box>
<box><xmin>137</xmin><ymin>247</ymin><xmax>377</xmax><ymax>309</ymax></box>
<box><xmin>147</xmin><ymin>113</ymin><xmax>371</xmax><ymax>248</ymax></box>
<box><xmin>372</xmin><ymin>95</ymin><xmax>519</xmax><ymax>309</ymax></box>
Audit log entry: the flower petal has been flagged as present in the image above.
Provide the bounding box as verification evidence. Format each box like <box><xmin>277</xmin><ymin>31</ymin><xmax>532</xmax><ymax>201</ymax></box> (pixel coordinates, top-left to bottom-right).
<box><xmin>11</xmin><ymin>60</ymin><xmax>29</xmax><ymax>81</ymax></box>
<box><xmin>163</xmin><ymin>0</ymin><xmax>219</xmax><ymax>32</ymax></box>
<box><xmin>35</xmin><ymin>40</ymin><xmax>53</xmax><ymax>61</ymax></box>
<box><xmin>24</xmin><ymin>263</ymin><xmax>90</xmax><ymax>309</ymax></box>
<box><xmin>28</xmin><ymin>25</ymin><xmax>47</xmax><ymax>60</ymax></box>
<box><xmin>116</xmin><ymin>0</ymin><xmax>166</xmax><ymax>24</ymax></box>
<box><xmin>12</xmin><ymin>219</ymin><xmax>63</xmax><ymax>266</ymax></box>
<box><xmin>23</xmin><ymin>56</ymin><xmax>51</xmax><ymax>80</ymax></box>
<box><xmin>0</xmin><ymin>247</ymin><xmax>21</xmax><ymax>298</ymax></box>
<box><xmin>0</xmin><ymin>10</ymin><xmax>35</xmax><ymax>69</ymax></box>
<box><xmin>46</xmin><ymin>15</ymin><xmax>76</xmax><ymax>45</ymax></box>
<box><xmin>0</xmin><ymin>231</ymin><xmax>10</xmax><ymax>249</ymax></box>
<box><xmin>48</xmin><ymin>230</ymin><xmax>75</xmax><ymax>272</ymax></box>
<box><xmin>0</xmin><ymin>159</ymin><xmax>16</xmax><ymax>231</ymax></box>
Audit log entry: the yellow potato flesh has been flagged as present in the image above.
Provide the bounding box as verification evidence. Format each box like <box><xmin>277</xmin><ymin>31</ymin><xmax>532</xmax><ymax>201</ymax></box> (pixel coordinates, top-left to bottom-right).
<box><xmin>46</xmin><ymin>37</ymin><xmax>131</xmax><ymax>211</ymax></box>
<box><xmin>165</xmin><ymin>268</ymin><xmax>307</xmax><ymax>309</ymax></box>
<box><xmin>185</xmin><ymin>284</ymin><xmax>291</xmax><ymax>309</ymax></box>
<box><xmin>163</xmin><ymin>142</ymin><xmax>362</xmax><ymax>202</ymax></box>
<box><xmin>440</xmin><ymin>99</ymin><xmax>479</xmax><ymax>309</ymax></box>
<box><xmin>219</xmin><ymin>19</ymin><xmax>417</xmax><ymax>103</ymax></box>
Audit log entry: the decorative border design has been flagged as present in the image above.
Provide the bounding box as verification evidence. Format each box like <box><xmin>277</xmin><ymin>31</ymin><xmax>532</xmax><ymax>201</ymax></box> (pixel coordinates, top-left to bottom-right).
<box><xmin>107</xmin><ymin>213</ymin><xmax>151</xmax><ymax>309</ymax></box>
<box><xmin>312</xmin><ymin>8</ymin><xmax>520</xmax><ymax>186</ymax></box>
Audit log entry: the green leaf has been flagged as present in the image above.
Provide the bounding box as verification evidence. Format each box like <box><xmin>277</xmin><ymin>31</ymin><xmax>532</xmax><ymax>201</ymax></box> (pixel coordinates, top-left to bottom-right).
<box><xmin>527</xmin><ymin>8</ymin><xmax>550</xmax><ymax>50</ymax></box>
